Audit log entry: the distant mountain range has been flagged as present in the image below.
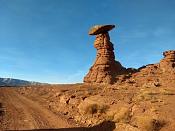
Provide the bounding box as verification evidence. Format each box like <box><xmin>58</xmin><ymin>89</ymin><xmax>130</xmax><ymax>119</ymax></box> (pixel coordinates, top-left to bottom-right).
<box><xmin>0</xmin><ymin>78</ymin><xmax>45</xmax><ymax>87</ymax></box>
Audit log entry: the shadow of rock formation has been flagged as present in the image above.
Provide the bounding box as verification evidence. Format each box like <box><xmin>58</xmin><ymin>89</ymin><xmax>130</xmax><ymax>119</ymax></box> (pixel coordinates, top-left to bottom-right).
<box><xmin>0</xmin><ymin>103</ymin><xmax>4</xmax><ymax>116</ymax></box>
<box><xmin>7</xmin><ymin>121</ymin><xmax>116</xmax><ymax>131</ymax></box>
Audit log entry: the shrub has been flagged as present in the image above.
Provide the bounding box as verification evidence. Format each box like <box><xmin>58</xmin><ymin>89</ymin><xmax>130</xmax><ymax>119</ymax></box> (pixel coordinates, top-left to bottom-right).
<box><xmin>134</xmin><ymin>116</ymin><xmax>163</xmax><ymax>131</ymax></box>
<box><xmin>78</xmin><ymin>100</ymin><xmax>109</xmax><ymax>115</ymax></box>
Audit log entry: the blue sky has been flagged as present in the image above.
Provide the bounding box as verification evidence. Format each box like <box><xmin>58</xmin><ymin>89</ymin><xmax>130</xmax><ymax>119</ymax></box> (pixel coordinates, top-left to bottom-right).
<box><xmin>0</xmin><ymin>0</ymin><xmax>175</xmax><ymax>83</ymax></box>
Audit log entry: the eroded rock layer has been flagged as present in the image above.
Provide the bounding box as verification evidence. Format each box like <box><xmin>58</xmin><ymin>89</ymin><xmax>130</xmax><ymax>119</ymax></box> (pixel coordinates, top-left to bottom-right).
<box><xmin>120</xmin><ymin>50</ymin><xmax>175</xmax><ymax>87</ymax></box>
<box><xmin>84</xmin><ymin>25</ymin><xmax>126</xmax><ymax>84</ymax></box>
<box><xmin>160</xmin><ymin>50</ymin><xmax>175</xmax><ymax>73</ymax></box>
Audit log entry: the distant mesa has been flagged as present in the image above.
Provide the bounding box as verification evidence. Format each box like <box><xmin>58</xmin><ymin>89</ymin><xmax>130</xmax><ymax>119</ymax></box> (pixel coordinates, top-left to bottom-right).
<box><xmin>0</xmin><ymin>78</ymin><xmax>45</xmax><ymax>87</ymax></box>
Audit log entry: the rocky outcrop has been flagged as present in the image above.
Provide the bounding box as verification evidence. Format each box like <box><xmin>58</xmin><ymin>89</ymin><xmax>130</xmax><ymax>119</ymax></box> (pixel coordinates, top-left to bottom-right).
<box><xmin>123</xmin><ymin>50</ymin><xmax>175</xmax><ymax>87</ymax></box>
<box><xmin>160</xmin><ymin>50</ymin><xmax>175</xmax><ymax>73</ymax></box>
<box><xmin>84</xmin><ymin>25</ymin><xmax>126</xmax><ymax>84</ymax></box>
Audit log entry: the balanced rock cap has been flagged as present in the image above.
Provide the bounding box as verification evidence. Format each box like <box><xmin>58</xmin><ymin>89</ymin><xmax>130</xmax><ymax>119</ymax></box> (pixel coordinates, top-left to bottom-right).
<box><xmin>89</xmin><ymin>25</ymin><xmax>115</xmax><ymax>35</ymax></box>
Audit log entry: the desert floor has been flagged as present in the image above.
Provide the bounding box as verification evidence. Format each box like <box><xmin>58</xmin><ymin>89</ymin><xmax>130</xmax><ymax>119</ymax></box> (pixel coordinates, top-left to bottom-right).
<box><xmin>0</xmin><ymin>83</ymin><xmax>175</xmax><ymax>131</ymax></box>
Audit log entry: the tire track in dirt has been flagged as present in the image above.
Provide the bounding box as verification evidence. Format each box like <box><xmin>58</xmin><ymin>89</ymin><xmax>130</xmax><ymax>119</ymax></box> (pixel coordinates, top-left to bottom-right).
<box><xmin>0</xmin><ymin>88</ymin><xmax>74</xmax><ymax>130</ymax></box>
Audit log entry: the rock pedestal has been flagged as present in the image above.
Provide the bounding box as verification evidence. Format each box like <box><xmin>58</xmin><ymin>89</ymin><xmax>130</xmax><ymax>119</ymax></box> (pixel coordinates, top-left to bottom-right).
<box><xmin>84</xmin><ymin>25</ymin><xmax>126</xmax><ymax>84</ymax></box>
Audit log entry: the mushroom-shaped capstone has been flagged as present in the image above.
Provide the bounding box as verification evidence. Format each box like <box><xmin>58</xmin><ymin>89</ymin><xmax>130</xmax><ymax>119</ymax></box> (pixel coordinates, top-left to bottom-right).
<box><xmin>88</xmin><ymin>25</ymin><xmax>115</xmax><ymax>35</ymax></box>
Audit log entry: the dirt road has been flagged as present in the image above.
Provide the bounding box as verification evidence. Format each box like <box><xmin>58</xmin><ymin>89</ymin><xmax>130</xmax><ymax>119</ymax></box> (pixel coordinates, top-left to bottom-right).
<box><xmin>0</xmin><ymin>88</ymin><xmax>75</xmax><ymax>130</ymax></box>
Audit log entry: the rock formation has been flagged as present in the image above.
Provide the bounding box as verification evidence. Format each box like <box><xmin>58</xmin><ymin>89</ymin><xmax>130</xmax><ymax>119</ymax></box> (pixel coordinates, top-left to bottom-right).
<box><xmin>160</xmin><ymin>50</ymin><xmax>175</xmax><ymax>73</ymax></box>
<box><xmin>84</xmin><ymin>25</ymin><xmax>126</xmax><ymax>84</ymax></box>
<box><xmin>123</xmin><ymin>50</ymin><xmax>175</xmax><ymax>87</ymax></box>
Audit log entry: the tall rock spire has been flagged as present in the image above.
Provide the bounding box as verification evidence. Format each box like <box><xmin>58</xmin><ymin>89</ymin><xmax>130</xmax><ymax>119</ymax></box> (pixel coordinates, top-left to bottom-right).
<box><xmin>84</xmin><ymin>25</ymin><xmax>126</xmax><ymax>84</ymax></box>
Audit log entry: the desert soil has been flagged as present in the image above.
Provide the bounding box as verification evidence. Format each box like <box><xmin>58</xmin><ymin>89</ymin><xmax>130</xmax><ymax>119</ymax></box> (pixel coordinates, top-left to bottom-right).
<box><xmin>0</xmin><ymin>83</ymin><xmax>175</xmax><ymax>131</ymax></box>
<box><xmin>0</xmin><ymin>87</ymin><xmax>78</xmax><ymax>130</ymax></box>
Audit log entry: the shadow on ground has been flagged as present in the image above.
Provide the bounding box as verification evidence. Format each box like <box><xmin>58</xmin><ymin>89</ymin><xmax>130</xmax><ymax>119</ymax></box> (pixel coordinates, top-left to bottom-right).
<box><xmin>7</xmin><ymin>121</ymin><xmax>116</xmax><ymax>131</ymax></box>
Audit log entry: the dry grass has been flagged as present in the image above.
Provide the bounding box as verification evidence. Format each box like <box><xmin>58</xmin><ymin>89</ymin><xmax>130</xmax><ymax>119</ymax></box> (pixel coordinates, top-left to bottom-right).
<box><xmin>85</xmin><ymin>104</ymin><xmax>108</xmax><ymax>114</ymax></box>
<box><xmin>78</xmin><ymin>100</ymin><xmax>109</xmax><ymax>115</ymax></box>
<box><xmin>160</xmin><ymin>89</ymin><xmax>175</xmax><ymax>95</ymax></box>
<box><xmin>106</xmin><ymin>107</ymin><xmax>131</xmax><ymax>123</ymax></box>
<box><xmin>113</xmin><ymin>107</ymin><xmax>130</xmax><ymax>123</ymax></box>
<box><xmin>134</xmin><ymin>88</ymin><xmax>175</xmax><ymax>103</ymax></box>
<box><xmin>133</xmin><ymin>116</ymin><xmax>164</xmax><ymax>131</ymax></box>
<box><xmin>135</xmin><ymin>92</ymin><xmax>157</xmax><ymax>102</ymax></box>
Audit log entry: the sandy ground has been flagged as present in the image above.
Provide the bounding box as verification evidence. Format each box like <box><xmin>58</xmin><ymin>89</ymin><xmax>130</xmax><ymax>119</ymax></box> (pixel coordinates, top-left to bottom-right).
<box><xmin>0</xmin><ymin>86</ymin><xmax>116</xmax><ymax>131</ymax></box>
<box><xmin>0</xmin><ymin>88</ymin><xmax>77</xmax><ymax>130</ymax></box>
<box><xmin>0</xmin><ymin>83</ymin><xmax>175</xmax><ymax>131</ymax></box>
